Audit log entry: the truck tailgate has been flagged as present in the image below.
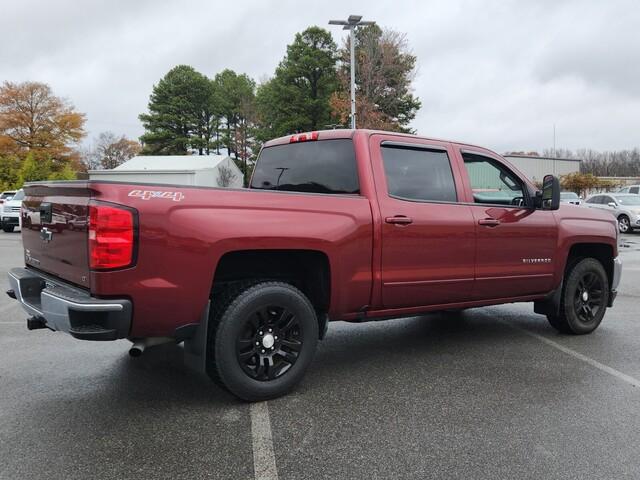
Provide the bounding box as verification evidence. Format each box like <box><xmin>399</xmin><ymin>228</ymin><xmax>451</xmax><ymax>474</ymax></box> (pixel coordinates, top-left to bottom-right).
<box><xmin>21</xmin><ymin>183</ymin><xmax>92</xmax><ymax>289</ymax></box>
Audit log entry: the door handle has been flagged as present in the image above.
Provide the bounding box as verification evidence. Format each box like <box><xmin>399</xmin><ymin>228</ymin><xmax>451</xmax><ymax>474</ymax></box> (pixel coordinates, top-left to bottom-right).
<box><xmin>478</xmin><ymin>218</ymin><xmax>500</xmax><ymax>227</ymax></box>
<box><xmin>385</xmin><ymin>216</ymin><xmax>413</xmax><ymax>225</ymax></box>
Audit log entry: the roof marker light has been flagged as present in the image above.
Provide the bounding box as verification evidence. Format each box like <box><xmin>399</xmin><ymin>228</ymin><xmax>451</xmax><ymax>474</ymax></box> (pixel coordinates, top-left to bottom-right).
<box><xmin>289</xmin><ymin>131</ymin><xmax>319</xmax><ymax>143</ymax></box>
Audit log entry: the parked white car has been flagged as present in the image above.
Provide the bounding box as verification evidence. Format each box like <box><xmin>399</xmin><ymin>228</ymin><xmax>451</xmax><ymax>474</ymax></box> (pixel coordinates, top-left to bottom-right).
<box><xmin>1</xmin><ymin>189</ymin><xmax>23</xmax><ymax>233</ymax></box>
<box><xmin>618</xmin><ymin>185</ymin><xmax>640</xmax><ymax>194</ymax></box>
<box><xmin>584</xmin><ymin>193</ymin><xmax>640</xmax><ymax>233</ymax></box>
<box><xmin>0</xmin><ymin>190</ymin><xmax>16</xmax><ymax>206</ymax></box>
<box><xmin>560</xmin><ymin>191</ymin><xmax>582</xmax><ymax>205</ymax></box>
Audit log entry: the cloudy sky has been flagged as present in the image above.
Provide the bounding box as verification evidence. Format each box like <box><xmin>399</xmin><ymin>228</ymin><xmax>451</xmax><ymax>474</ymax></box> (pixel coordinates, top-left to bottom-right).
<box><xmin>2</xmin><ymin>0</ymin><xmax>639</xmax><ymax>153</ymax></box>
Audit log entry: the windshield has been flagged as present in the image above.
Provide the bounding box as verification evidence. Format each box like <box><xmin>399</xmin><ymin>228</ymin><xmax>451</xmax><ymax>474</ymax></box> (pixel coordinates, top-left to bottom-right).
<box><xmin>560</xmin><ymin>192</ymin><xmax>579</xmax><ymax>199</ymax></box>
<box><xmin>616</xmin><ymin>195</ymin><xmax>640</xmax><ymax>206</ymax></box>
<box><xmin>12</xmin><ymin>190</ymin><xmax>24</xmax><ymax>201</ymax></box>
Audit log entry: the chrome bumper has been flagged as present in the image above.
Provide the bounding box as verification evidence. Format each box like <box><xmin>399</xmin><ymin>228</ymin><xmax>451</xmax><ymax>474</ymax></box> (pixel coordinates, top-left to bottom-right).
<box><xmin>612</xmin><ymin>256</ymin><xmax>622</xmax><ymax>291</ymax></box>
<box><xmin>7</xmin><ymin>267</ymin><xmax>131</xmax><ymax>341</ymax></box>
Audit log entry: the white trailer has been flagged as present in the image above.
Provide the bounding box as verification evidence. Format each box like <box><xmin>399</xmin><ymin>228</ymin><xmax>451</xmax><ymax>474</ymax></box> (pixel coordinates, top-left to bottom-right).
<box><xmin>89</xmin><ymin>155</ymin><xmax>244</xmax><ymax>188</ymax></box>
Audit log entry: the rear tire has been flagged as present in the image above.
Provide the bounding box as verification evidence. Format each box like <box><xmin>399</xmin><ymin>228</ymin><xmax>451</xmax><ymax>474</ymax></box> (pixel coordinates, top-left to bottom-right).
<box><xmin>2</xmin><ymin>225</ymin><xmax>14</xmax><ymax>233</ymax></box>
<box><xmin>546</xmin><ymin>258</ymin><xmax>609</xmax><ymax>335</ymax></box>
<box><xmin>206</xmin><ymin>281</ymin><xmax>318</xmax><ymax>401</ymax></box>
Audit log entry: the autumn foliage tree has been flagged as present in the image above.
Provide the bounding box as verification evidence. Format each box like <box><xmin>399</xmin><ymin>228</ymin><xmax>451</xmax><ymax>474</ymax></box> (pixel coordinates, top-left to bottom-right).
<box><xmin>0</xmin><ymin>81</ymin><xmax>85</xmax><ymax>161</ymax></box>
<box><xmin>560</xmin><ymin>172</ymin><xmax>618</xmax><ymax>197</ymax></box>
<box><xmin>330</xmin><ymin>25</ymin><xmax>421</xmax><ymax>132</ymax></box>
<box><xmin>0</xmin><ymin>81</ymin><xmax>85</xmax><ymax>189</ymax></box>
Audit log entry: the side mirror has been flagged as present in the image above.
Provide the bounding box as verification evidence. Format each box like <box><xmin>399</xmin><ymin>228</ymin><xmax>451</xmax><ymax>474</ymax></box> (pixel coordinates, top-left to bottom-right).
<box><xmin>608</xmin><ymin>202</ymin><xmax>617</xmax><ymax>208</ymax></box>
<box><xmin>539</xmin><ymin>174</ymin><xmax>560</xmax><ymax>210</ymax></box>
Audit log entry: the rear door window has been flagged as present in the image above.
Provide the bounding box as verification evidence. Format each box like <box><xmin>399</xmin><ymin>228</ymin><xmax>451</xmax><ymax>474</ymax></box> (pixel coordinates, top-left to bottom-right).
<box><xmin>250</xmin><ymin>139</ymin><xmax>359</xmax><ymax>194</ymax></box>
<box><xmin>631</xmin><ymin>186</ymin><xmax>639</xmax><ymax>194</ymax></box>
<box><xmin>380</xmin><ymin>145</ymin><xmax>457</xmax><ymax>202</ymax></box>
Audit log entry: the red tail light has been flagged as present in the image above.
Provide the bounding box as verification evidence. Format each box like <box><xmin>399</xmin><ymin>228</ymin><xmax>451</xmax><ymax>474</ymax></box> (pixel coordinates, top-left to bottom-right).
<box><xmin>88</xmin><ymin>204</ymin><xmax>136</xmax><ymax>270</ymax></box>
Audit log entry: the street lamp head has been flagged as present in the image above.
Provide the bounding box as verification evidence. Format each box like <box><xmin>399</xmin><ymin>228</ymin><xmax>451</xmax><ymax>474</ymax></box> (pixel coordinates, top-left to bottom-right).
<box><xmin>328</xmin><ymin>20</ymin><xmax>349</xmax><ymax>25</ymax></box>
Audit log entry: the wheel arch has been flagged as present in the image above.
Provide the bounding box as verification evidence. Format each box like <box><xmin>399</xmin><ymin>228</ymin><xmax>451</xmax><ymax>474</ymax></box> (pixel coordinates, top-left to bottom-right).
<box><xmin>211</xmin><ymin>249</ymin><xmax>331</xmax><ymax>337</ymax></box>
<box><xmin>536</xmin><ymin>242</ymin><xmax>614</xmax><ymax>317</ymax></box>
<box><xmin>565</xmin><ymin>243</ymin><xmax>614</xmax><ymax>288</ymax></box>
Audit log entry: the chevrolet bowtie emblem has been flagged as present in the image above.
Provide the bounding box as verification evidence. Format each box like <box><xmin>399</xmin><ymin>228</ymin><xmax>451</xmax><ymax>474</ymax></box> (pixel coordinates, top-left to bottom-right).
<box><xmin>40</xmin><ymin>227</ymin><xmax>53</xmax><ymax>243</ymax></box>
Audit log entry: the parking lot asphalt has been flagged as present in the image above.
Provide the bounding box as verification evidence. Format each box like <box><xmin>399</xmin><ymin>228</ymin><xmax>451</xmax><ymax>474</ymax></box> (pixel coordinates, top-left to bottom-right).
<box><xmin>1</xmin><ymin>230</ymin><xmax>640</xmax><ymax>480</ymax></box>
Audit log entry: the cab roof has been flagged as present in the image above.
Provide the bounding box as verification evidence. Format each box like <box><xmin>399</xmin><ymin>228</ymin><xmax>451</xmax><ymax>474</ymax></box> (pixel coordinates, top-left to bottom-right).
<box><xmin>262</xmin><ymin>129</ymin><xmax>502</xmax><ymax>158</ymax></box>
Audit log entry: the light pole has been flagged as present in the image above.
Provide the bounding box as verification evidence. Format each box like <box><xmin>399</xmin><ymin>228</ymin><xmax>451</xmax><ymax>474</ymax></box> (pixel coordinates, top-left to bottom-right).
<box><xmin>329</xmin><ymin>15</ymin><xmax>375</xmax><ymax>129</ymax></box>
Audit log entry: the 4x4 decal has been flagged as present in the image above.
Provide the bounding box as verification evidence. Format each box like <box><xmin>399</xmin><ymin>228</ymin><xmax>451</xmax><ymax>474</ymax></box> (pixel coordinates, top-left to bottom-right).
<box><xmin>128</xmin><ymin>190</ymin><xmax>184</xmax><ymax>202</ymax></box>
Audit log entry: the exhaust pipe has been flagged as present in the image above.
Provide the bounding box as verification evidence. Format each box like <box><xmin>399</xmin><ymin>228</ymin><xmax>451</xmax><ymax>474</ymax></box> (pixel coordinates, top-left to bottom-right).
<box><xmin>129</xmin><ymin>337</ymin><xmax>173</xmax><ymax>357</ymax></box>
<box><xmin>129</xmin><ymin>341</ymin><xmax>145</xmax><ymax>357</ymax></box>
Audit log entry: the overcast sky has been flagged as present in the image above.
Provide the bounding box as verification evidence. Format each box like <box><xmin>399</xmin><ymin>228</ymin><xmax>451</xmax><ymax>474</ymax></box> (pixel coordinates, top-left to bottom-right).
<box><xmin>2</xmin><ymin>0</ymin><xmax>638</xmax><ymax>154</ymax></box>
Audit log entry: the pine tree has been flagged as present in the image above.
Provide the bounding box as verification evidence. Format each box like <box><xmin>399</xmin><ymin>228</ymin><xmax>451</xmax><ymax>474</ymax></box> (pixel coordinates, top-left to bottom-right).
<box><xmin>256</xmin><ymin>27</ymin><xmax>338</xmax><ymax>140</ymax></box>
<box><xmin>139</xmin><ymin>65</ymin><xmax>212</xmax><ymax>155</ymax></box>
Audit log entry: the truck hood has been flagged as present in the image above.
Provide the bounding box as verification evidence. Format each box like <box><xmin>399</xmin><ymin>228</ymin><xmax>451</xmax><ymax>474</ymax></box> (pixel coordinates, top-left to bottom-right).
<box><xmin>556</xmin><ymin>203</ymin><xmax>615</xmax><ymax>222</ymax></box>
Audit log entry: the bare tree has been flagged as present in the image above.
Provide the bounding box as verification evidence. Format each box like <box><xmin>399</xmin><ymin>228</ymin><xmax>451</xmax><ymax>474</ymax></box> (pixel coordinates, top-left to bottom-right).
<box><xmin>217</xmin><ymin>164</ymin><xmax>237</xmax><ymax>187</ymax></box>
<box><xmin>92</xmin><ymin>131</ymin><xmax>141</xmax><ymax>170</ymax></box>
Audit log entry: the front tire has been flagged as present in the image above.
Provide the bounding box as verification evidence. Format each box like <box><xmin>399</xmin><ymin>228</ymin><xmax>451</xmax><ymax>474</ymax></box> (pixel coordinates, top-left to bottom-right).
<box><xmin>547</xmin><ymin>258</ymin><xmax>609</xmax><ymax>334</ymax></box>
<box><xmin>618</xmin><ymin>215</ymin><xmax>631</xmax><ymax>233</ymax></box>
<box><xmin>2</xmin><ymin>225</ymin><xmax>14</xmax><ymax>233</ymax></box>
<box><xmin>207</xmin><ymin>281</ymin><xmax>319</xmax><ymax>401</ymax></box>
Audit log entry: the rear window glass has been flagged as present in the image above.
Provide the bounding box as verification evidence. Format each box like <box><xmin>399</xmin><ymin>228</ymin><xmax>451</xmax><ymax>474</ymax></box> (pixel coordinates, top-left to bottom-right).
<box><xmin>381</xmin><ymin>146</ymin><xmax>457</xmax><ymax>202</ymax></box>
<box><xmin>250</xmin><ymin>139</ymin><xmax>359</xmax><ymax>194</ymax></box>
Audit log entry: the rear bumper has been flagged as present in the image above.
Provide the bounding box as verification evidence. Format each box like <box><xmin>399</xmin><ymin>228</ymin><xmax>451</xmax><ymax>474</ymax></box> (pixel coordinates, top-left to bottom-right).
<box><xmin>7</xmin><ymin>267</ymin><xmax>131</xmax><ymax>341</ymax></box>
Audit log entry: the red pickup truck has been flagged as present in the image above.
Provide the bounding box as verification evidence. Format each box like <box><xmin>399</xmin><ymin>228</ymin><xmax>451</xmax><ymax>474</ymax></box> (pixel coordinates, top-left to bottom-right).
<box><xmin>7</xmin><ymin>129</ymin><xmax>622</xmax><ymax>401</ymax></box>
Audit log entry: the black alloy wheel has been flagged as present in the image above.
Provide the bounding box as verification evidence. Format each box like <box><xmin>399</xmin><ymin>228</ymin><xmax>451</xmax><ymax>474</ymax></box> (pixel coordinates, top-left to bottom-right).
<box><xmin>546</xmin><ymin>258</ymin><xmax>609</xmax><ymax>335</ymax></box>
<box><xmin>573</xmin><ymin>271</ymin><xmax>604</xmax><ymax>324</ymax></box>
<box><xmin>207</xmin><ymin>281</ymin><xmax>319</xmax><ymax>401</ymax></box>
<box><xmin>236</xmin><ymin>305</ymin><xmax>303</xmax><ymax>381</ymax></box>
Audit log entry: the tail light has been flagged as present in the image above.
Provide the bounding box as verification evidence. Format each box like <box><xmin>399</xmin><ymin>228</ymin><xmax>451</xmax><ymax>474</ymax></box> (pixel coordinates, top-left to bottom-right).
<box><xmin>88</xmin><ymin>204</ymin><xmax>136</xmax><ymax>270</ymax></box>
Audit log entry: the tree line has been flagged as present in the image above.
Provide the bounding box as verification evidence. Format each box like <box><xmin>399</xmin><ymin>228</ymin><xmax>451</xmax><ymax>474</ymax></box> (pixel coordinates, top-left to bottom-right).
<box><xmin>539</xmin><ymin>148</ymin><xmax>640</xmax><ymax>177</ymax></box>
<box><xmin>5</xmin><ymin>22</ymin><xmax>639</xmax><ymax>192</ymax></box>
<box><xmin>0</xmin><ymin>24</ymin><xmax>420</xmax><ymax>190</ymax></box>
<box><xmin>138</xmin><ymin>25</ymin><xmax>421</xmax><ymax>182</ymax></box>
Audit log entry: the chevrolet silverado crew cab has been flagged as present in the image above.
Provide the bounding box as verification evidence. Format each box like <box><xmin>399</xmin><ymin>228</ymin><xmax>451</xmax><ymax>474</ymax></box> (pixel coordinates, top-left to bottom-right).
<box><xmin>6</xmin><ymin>130</ymin><xmax>622</xmax><ymax>401</ymax></box>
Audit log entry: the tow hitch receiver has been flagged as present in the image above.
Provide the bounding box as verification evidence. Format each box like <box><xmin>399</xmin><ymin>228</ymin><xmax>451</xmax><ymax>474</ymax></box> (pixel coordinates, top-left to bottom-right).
<box><xmin>27</xmin><ymin>316</ymin><xmax>47</xmax><ymax>330</ymax></box>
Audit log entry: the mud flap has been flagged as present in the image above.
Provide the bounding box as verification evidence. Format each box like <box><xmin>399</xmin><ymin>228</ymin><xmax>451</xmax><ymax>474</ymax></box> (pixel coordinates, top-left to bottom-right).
<box><xmin>183</xmin><ymin>301</ymin><xmax>210</xmax><ymax>374</ymax></box>
<box><xmin>533</xmin><ymin>283</ymin><xmax>562</xmax><ymax>316</ymax></box>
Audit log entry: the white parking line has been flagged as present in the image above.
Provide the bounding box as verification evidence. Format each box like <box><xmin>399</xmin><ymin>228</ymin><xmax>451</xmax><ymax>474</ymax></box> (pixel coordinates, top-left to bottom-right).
<box><xmin>511</xmin><ymin>324</ymin><xmax>640</xmax><ymax>389</ymax></box>
<box><xmin>250</xmin><ymin>401</ymin><xmax>278</xmax><ymax>480</ymax></box>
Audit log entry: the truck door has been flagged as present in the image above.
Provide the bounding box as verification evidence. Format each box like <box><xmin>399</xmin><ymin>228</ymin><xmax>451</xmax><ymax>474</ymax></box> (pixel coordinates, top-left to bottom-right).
<box><xmin>370</xmin><ymin>135</ymin><xmax>476</xmax><ymax>309</ymax></box>
<box><xmin>458</xmin><ymin>150</ymin><xmax>558</xmax><ymax>300</ymax></box>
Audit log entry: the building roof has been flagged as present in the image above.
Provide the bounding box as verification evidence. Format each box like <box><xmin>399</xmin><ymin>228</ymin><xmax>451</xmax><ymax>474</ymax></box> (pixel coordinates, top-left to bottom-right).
<box><xmin>114</xmin><ymin>155</ymin><xmax>230</xmax><ymax>171</ymax></box>
<box><xmin>504</xmin><ymin>154</ymin><xmax>582</xmax><ymax>163</ymax></box>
